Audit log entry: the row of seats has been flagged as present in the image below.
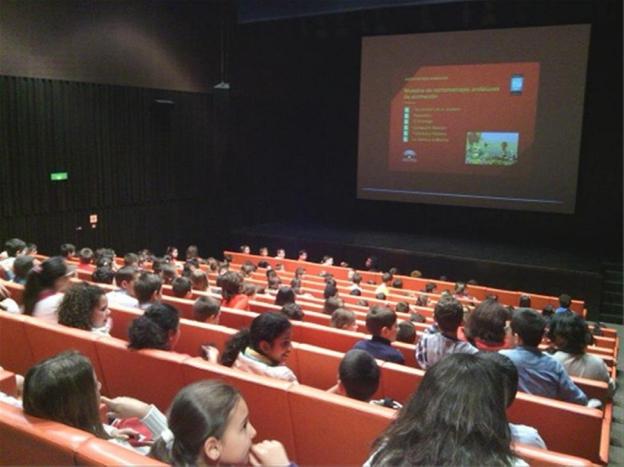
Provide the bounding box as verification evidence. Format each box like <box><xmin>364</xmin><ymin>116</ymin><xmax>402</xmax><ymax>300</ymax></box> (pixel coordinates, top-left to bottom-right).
<box><xmin>224</xmin><ymin>250</ymin><xmax>587</xmax><ymax>314</ymax></box>
<box><xmin>0</xmin><ymin>311</ymin><xmax>605</xmax><ymax>465</ymax></box>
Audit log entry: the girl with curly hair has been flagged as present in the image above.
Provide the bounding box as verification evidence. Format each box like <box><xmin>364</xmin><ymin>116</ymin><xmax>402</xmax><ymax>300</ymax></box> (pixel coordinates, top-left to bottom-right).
<box><xmin>57</xmin><ymin>282</ymin><xmax>111</xmax><ymax>336</ymax></box>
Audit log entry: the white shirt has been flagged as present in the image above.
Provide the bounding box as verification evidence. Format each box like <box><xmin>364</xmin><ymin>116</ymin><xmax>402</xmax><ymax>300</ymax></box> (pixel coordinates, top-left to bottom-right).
<box><xmin>509</xmin><ymin>423</ymin><xmax>546</xmax><ymax>449</ymax></box>
<box><xmin>106</xmin><ymin>289</ymin><xmax>139</xmax><ymax>309</ymax></box>
<box><xmin>32</xmin><ymin>293</ymin><xmax>64</xmax><ymax>324</ymax></box>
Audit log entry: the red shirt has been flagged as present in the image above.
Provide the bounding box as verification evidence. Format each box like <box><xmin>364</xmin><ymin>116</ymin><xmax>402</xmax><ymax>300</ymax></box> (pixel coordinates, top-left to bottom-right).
<box><xmin>221</xmin><ymin>294</ymin><xmax>250</xmax><ymax>311</ymax></box>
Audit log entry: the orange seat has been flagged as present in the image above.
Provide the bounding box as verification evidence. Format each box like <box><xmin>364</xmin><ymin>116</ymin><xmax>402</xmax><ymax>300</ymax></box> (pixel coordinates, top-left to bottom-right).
<box><xmin>512</xmin><ymin>442</ymin><xmax>598</xmax><ymax>467</ymax></box>
<box><xmin>508</xmin><ymin>392</ymin><xmax>604</xmax><ymax>463</ymax></box>
<box><xmin>379</xmin><ymin>361</ymin><xmax>423</xmax><ymax>404</ymax></box>
<box><xmin>0</xmin><ymin>312</ymin><xmax>34</xmax><ymax>375</ymax></box>
<box><xmin>286</xmin><ymin>383</ymin><xmax>394</xmax><ymax>465</ymax></box>
<box><xmin>95</xmin><ymin>336</ymin><xmax>189</xmax><ymax>412</ymax></box>
<box><xmin>23</xmin><ymin>316</ymin><xmax>109</xmax><ymax>395</ymax></box>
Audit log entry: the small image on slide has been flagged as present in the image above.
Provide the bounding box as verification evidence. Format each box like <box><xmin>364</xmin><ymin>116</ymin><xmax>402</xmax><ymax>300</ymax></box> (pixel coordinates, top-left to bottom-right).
<box><xmin>465</xmin><ymin>131</ymin><xmax>519</xmax><ymax>166</ymax></box>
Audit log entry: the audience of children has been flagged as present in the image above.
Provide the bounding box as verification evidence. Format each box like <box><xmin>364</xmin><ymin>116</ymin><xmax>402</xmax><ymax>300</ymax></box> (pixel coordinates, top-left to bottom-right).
<box><xmin>57</xmin><ymin>282</ymin><xmax>112</xmax><ymax>336</ymax></box>
<box><xmin>128</xmin><ymin>303</ymin><xmax>181</xmax><ymax>351</ymax></box>
<box><xmin>221</xmin><ymin>312</ymin><xmax>297</xmax><ymax>382</ymax></box>
<box><xmin>499</xmin><ymin>308</ymin><xmax>588</xmax><ymax>405</ymax></box>
<box><xmin>352</xmin><ymin>305</ymin><xmax>404</xmax><ymax>364</ymax></box>
<box><xmin>415</xmin><ymin>296</ymin><xmax>477</xmax><ymax>369</ymax></box>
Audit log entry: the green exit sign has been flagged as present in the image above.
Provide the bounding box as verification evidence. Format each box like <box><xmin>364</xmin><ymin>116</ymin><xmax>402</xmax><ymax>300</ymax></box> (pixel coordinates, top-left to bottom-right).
<box><xmin>50</xmin><ymin>172</ymin><xmax>68</xmax><ymax>181</ymax></box>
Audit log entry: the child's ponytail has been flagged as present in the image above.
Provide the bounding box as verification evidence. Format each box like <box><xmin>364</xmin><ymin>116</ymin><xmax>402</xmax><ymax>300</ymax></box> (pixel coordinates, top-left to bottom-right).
<box><xmin>220</xmin><ymin>329</ymin><xmax>251</xmax><ymax>367</ymax></box>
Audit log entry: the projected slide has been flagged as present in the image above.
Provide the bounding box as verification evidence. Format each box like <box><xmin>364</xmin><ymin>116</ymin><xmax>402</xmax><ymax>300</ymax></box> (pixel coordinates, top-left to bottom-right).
<box><xmin>388</xmin><ymin>63</ymin><xmax>539</xmax><ymax>176</ymax></box>
<box><xmin>357</xmin><ymin>25</ymin><xmax>591</xmax><ymax>213</ymax></box>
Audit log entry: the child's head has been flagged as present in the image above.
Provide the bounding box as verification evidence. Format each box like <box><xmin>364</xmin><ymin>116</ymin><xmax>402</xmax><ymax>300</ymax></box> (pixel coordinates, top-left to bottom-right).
<box><xmin>58</xmin><ymin>282</ymin><xmax>109</xmax><ymax>331</ymax></box>
<box><xmin>297</xmin><ymin>249</ymin><xmax>307</xmax><ymax>261</ymax></box>
<box><xmin>424</xmin><ymin>282</ymin><xmax>436</xmax><ymax>293</ymax></box>
<box><xmin>60</xmin><ymin>243</ymin><xmax>76</xmax><ymax>259</ymax></box>
<box><xmin>465</xmin><ymin>298</ymin><xmax>509</xmax><ymax>345</ymax></box>
<box><xmin>23</xmin><ymin>256</ymin><xmax>72</xmax><ymax>314</ymax></box>
<box><xmin>190</xmin><ymin>269</ymin><xmax>209</xmax><ymax>291</ymax></box>
<box><xmin>381</xmin><ymin>272</ymin><xmax>393</xmax><ymax>284</ymax></box>
<box><xmin>13</xmin><ymin>255</ymin><xmax>34</xmax><ymax>282</ymax></box>
<box><xmin>351</xmin><ymin>272</ymin><xmax>362</xmax><ymax>285</ymax></box>
<box><xmin>152</xmin><ymin>380</ymin><xmax>256</xmax><ymax>465</ymax></box>
<box><xmin>4</xmin><ymin>238</ymin><xmax>26</xmax><ymax>257</ymax></box>
<box><xmin>433</xmin><ymin>296</ymin><xmax>464</xmax><ymax>333</ymax></box>
<box><xmin>160</xmin><ymin>264</ymin><xmax>178</xmax><ymax>285</ymax></box>
<box><xmin>559</xmin><ymin>294</ymin><xmax>572</xmax><ymax>309</ymax></box>
<box><xmin>276</xmin><ymin>248</ymin><xmax>286</xmax><ymax>259</ymax></box>
<box><xmin>258</xmin><ymin>247</ymin><xmax>268</xmax><ymax>257</ymax></box>
<box><xmin>172</xmin><ymin>276</ymin><xmax>193</xmax><ymax>298</ymax></box>
<box><xmin>221</xmin><ymin>312</ymin><xmax>292</xmax><ymax>367</ymax></box>
<box><xmin>186</xmin><ymin>245</ymin><xmax>199</xmax><ymax>260</ymax></box>
<box><xmin>391</xmin><ymin>278</ymin><xmax>403</xmax><ymax>289</ymax></box>
<box><xmin>219</xmin><ymin>271</ymin><xmax>244</xmax><ymax>301</ymax></box>
<box><xmin>239</xmin><ymin>244</ymin><xmax>251</xmax><ymax>254</ymax></box>
<box><xmin>331</xmin><ymin>308</ymin><xmax>357</xmax><ymax>331</ymax></box>
<box><xmin>365</xmin><ymin>305</ymin><xmax>398</xmax><ymax>341</ymax></box>
<box><xmin>192</xmin><ymin>296</ymin><xmax>221</xmax><ymax>324</ymax></box>
<box><xmin>240</xmin><ymin>261</ymin><xmax>256</xmax><ymax>278</ymax></box>
<box><xmin>166</xmin><ymin>246</ymin><xmax>179</xmax><ymax>260</ymax></box>
<box><xmin>92</xmin><ymin>266</ymin><xmax>114</xmax><ymax>285</ymax></box>
<box><xmin>323</xmin><ymin>283</ymin><xmax>338</xmax><ymax>300</ymax></box>
<box><xmin>275</xmin><ymin>286</ymin><xmax>296</xmax><ymax>307</ymax></box>
<box><xmin>324</xmin><ymin>296</ymin><xmax>344</xmax><ymax>315</ymax></box>
<box><xmin>395</xmin><ymin>301</ymin><xmax>410</xmax><ymax>314</ymax></box>
<box><xmin>78</xmin><ymin>248</ymin><xmax>94</xmax><ymax>265</ymax></box>
<box><xmin>123</xmin><ymin>253</ymin><xmax>139</xmax><ymax>268</ymax></box>
<box><xmin>350</xmin><ymin>288</ymin><xmax>362</xmax><ymax>296</ymax></box>
<box><xmin>549</xmin><ymin>312</ymin><xmax>591</xmax><ymax>355</ymax></box>
<box><xmin>396</xmin><ymin>320</ymin><xmax>416</xmax><ymax>344</ymax></box>
<box><xmin>280</xmin><ymin>302</ymin><xmax>304</xmax><ymax>321</ymax></box>
<box><xmin>134</xmin><ymin>272</ymin><xmax>162</xmax><ymax>305</ymax></box>
<box><xmin>128</xmin><ymin>303</ymin><xmax>180</xmax><ymax>350</ymax></box>
<box><xmin>114</xmin><ymin>266</ymin><xmax>138</xmax><ymax>293</ymax></box>
<box><xmin>510</xmin><ymin>308</ymin><xmax>546</xmax><ymax>347</ymax></box>
<box><xmin>338</xmin><ymin>349</ymin><xmax>380</xmax><ymax>402</ymax></box>
<box><xmin>518</xmin><ymin>294</ymin><xmax>532</xmax><ymax>308</ymax></box>
<box><xmin>23</xmin><ymin>351</ymin><xmax>107</xmax><ymax>439</ymax></box>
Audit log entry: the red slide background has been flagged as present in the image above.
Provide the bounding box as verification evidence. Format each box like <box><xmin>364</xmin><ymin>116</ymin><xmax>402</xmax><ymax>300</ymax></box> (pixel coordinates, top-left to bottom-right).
<box><xmin>388</xmin><ymin>62</ymin><xmax>540</xmax><ymax>176</ymax></box>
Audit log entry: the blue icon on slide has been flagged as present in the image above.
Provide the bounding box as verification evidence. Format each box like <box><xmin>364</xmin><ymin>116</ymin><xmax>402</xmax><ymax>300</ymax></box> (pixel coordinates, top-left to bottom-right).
<box><xmin>510</xmin><ymin>74</ymin><xmax>524</xmax><ymax>94</ymax></box>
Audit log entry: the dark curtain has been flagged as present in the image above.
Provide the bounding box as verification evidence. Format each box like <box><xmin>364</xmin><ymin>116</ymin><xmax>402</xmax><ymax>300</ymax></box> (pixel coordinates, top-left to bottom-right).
<box><xmin>0</xmin><ymin>76</ymin><xmax>229</xmax><ymax>255</ymax></box>
<box><xmin>0</xmin><ymin>75</ymin><xmax>214</xmax><ymax>217</ymax></box>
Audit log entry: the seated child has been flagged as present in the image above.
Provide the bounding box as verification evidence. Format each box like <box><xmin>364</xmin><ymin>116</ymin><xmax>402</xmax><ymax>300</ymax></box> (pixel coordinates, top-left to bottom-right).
<box><xmin>150</xmin><ymin>380</ymin><xmax>291</xmax><ymax>465</ymax></box>
<box><xmin>189</xmin><ymin>269</ymin><xmax>209</xmax><ymax>291</ymax></box>
<box><xmin>280</xmin><ymin>302</ymin><xmax>304</xmax><ymax>321</ymax></box>
<box><xmin>192</xmin><ymin>296</ymin><xmax>221</xmax><ymax>324</ymax></box>
<box><xmin>58</xmin><ymin>282</ymin><xmax>112</xmax><ymax>336</ymax></box>
<box><xmin>352</xmin><ymin>306</ymin><xmax>404</xmax><ymax>364</ymax></box>
<box><xmin>331</xmin><ymin>308</ymin><xmax>358</xmax><ymax>332</ymax></box>
<box><xmin>396</xmin><ymin>320</ymin><xmax>416</xmax><ymax>344</ymax></box>
<box><xmin>77</xmin><ymin>248</ymin><xmax>94</xmax><ymax>271</ymax></box>
<box><xmin>328</xmin><ymin>349</ymin><xmax>401</xmax><ymax>409</ymax></box>
<box><xmin>415</xmin><ymin>296</ymin><xmax>478</xmax><ymax>370</ymax></box>
<box><xmin>221</xmin><ymin>312</ymin><xmax>297</xmax><ymax>382</ymax></box>
<box><xmin>128</xmin><ymin>303</ymin><xmax>180</xmax><ymax>351</ymax></box>
<box><xmin>106</xmin><ymin>267</ymin><xmax>139</xmax><ymax>309</ymax></box>
<box><xmin>133</xmin><ymin>272</ymin><xmax>162</xmax><ymax>310</ymax></box>
<box><xmin>500</xmin><ymin>308</ymin><xmax>588</xmax><ymax>405</ymax></box>
<box><xmin>171</xmin><ymin>276</ymin><xmax>192</xmax><ymax>299</ymax></box>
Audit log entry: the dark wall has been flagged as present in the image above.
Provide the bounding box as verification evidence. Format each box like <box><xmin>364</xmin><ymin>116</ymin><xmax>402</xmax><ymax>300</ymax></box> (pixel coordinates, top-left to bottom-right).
<box><xmin>230</xmin><ymin>0</ymin><xmax>622</xmax><ymax>261</ymax></box>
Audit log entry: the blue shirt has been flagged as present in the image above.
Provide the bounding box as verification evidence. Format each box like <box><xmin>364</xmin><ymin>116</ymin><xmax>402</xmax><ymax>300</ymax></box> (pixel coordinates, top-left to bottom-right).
<box><xmin>499</xmin><ymin>346</ymin><xmax>587</xmax><ymax>405</ymax></box>
<box><xmin>555</xmin><ymin>306</ymin><xmax>572</xmax><ymax>314</ymax></box>
<box><xmin>353</xmin><ymin>336</ymin><xmax>405</xmax><ymax>364</ymax></box>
